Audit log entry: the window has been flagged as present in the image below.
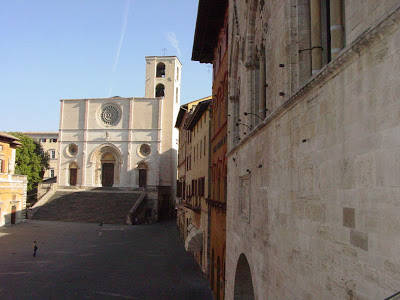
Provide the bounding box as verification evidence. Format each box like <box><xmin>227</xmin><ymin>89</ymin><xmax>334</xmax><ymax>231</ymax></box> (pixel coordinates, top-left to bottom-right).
<box><xmin>176</xmin><ymin>66</ymin><xmax>179</xmax><ymax>81</ymax></box>
<box><xmin>156</xmin><ymin>62</ymin><xmax>166</xmax><ymax>77</ymax></box>
<box><xmin>39</xmin><ymin>138</ymin><xmax>46</xmax><ymax>143</ymax></box>
<box><xmin>50</xmin><ymin>138</ymin><xmax>58</xmax><ymax>143</ymax></box>
<box><xmin>50</xmin><ymin>169</ymin><xmax>55</xmax><ymax>178</ymax></box>
<box><xmin>309</xmin><ymin>0</ymin><xmax>345</xmax><ymax>74</ymax></box>
<box><xmin>0</xmin><ymin>145</ymin><xmax>3</xmax><ymax>151</ymax></box>
<box><xmin>0</xmin><ymin>159</ymin><xmax>4</xmax><ymax>173</ymax></box>
<box><xmin>50</xmin><ymin>150</ymin><xmax>56</xmax><ymax>159</ymax></box>
<box><xmin>176</xmin><ymin>87</ymin><xmax>179</xmax><ymax>103</ymax></box>
<box><xmin>204</xmin><ymin>136</ymin><xmax>206</xmax><ymax>156</ymax></box>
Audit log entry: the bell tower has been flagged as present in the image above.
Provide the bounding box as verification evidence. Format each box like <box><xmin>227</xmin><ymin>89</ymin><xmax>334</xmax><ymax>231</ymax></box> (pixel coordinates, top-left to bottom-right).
<box><xmin>144</xmin><ymin>56</ymin><xmax>181</xmax><ymax>205</ymax></box>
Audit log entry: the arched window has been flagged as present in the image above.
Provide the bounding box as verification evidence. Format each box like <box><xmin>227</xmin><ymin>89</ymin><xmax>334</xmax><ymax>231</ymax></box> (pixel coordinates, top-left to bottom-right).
<box><xmin>156</xmin><ymin>62</ymin><xmax>166</xmax><ymax>77</ymax></box>
<box><xmin>155</xmin><ymin>84</ymin><xmax>165</xmax><ymax>97</ymax></box>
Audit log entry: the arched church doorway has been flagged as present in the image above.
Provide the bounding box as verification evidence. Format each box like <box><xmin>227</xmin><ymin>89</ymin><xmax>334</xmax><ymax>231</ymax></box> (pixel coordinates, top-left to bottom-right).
<box><xmin>69</xmin><ymin>162</ymin><xmax>78</xmax><ymax>186</ymax></box>
<box><xmin>138</xmin><ymin>162</ymin><xmax>148</xmax><ymax>187</ymax></box>
<box><xmin>90</xmin><ymin>144</ymin><xmax>123</xmax><ymax>187</ymax></box>
<box><xmin>101</xmin><ymin>153</ymin><xmax>116</xmax><ymax>187</ymax></box>
<box><xmin>234</xmin><ymin>254</ymin><xmax>255</xmax><ymax>299</ymax></box>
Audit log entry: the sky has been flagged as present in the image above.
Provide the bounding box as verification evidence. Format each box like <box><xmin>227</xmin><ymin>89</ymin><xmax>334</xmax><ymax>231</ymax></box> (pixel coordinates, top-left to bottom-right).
<box><xmin>0</xmin><ymin>0</ymin><xmax>212</xmax><ymax>132</ymax></box>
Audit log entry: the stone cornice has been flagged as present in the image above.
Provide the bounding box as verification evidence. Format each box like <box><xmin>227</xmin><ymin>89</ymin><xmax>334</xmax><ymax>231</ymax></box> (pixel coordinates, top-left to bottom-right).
<box><xmin>227</xmin><ymin>3</ymin><xmax>400</xmax><ymax>158</ymax></box>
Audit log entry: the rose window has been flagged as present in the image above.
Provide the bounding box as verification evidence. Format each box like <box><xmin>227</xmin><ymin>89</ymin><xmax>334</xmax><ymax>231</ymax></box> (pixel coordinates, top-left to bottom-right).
<box><xmin>100</xmin><ymin>105</ymin><xmax>120</xmax><ymax>126</ymax></box>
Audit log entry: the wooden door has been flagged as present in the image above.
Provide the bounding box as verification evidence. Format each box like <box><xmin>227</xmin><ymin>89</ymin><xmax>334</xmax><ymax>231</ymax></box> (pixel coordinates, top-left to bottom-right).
<box><xmin>102</xmin><ymin>163</ymin><xmax>114</xmax><ymax>187</ymax></box>
<box><xmin>139</xmin><ymin>169</ymin><xmax>147</xmax><ymax>187</ymax></box>
<box><xmin>70</xmin><ymin>169</ymin><xmax>77</xmax><ymax>186</ymax></box>
<box><xmin>11</xmin><ymin>205</ymin><xmax>16</xmax><ymax>224</ymax></box>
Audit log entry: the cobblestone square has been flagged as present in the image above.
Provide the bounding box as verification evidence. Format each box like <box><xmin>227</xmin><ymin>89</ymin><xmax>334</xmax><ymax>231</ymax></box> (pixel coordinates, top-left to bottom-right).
<box><xmin>0</xmin><ymin>220</ymin><xmax>212</xmax><ymax>300</ymax></box>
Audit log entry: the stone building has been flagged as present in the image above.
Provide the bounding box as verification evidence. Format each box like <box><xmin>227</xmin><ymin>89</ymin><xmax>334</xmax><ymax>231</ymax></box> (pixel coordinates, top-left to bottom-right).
<box><xmin>224</xmin><ymin>0</ymin><xmax>400</xmax><ymax>299</ymax></box>
<box><xmin>192</xmin><ymin>1</ymin><xmax>229</xmax><ymax>299</ymax></box>
<box><xmin>58</xmin><ymin>56</ymin><xmax>181</xmax><ymax>221</ymax></box>
<box><xmin>25</xmin><ymin>132</ymin><xmax>59</xmax><ymax>179</ymax></box>
<box><xmin>0</xmin><ymin>132</ymin><xmax>27</xmax><ymax>226</ymax></box>
<box><xmin>175</xmin><ymin>97</ymin><xmax>211</xmax><ymax>274</ymax></box>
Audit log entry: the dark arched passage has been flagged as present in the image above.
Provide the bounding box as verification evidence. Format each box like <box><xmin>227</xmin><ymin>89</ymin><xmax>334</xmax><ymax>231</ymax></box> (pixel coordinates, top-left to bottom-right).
<box><xmin>234</xmin><ymin>253</ymin><xmax>255</xmax><ymax>299</ymax></box>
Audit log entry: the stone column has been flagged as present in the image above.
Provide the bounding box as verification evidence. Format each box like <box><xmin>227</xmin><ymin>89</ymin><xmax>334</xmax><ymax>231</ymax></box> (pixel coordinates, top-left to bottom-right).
<box><xmin>310</xmin><ymin>0</ymin><xmax>322</xmax><ymax>74</ymax></box>
<box><xmin>258</xmin><ymin>51</ymin><xmax>266</xmax><ymax>119</ymax></box>
<box><xmin>330</xmin><ymin>0</ymin><xmax>344</xmax><ymax>59</ymax></box>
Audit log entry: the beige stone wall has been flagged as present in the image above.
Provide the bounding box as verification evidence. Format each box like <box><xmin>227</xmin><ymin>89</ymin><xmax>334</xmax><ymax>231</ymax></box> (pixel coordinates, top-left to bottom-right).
<box><xmin>58</xmin><ymin>97</ymin><xmax>162</xmax><ymax>188</ymax></box>
<box><xmin>226</xmin><ymin>1</ymin><xmax>400</xmax><ymax>299</ymax></box>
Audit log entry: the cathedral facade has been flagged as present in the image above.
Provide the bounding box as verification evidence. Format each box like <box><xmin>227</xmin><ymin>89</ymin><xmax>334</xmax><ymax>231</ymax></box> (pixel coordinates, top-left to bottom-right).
<box><xmin>58</xmin><ymin>56</ymin><xmax>181</xmax><ymax>220</ymax></box>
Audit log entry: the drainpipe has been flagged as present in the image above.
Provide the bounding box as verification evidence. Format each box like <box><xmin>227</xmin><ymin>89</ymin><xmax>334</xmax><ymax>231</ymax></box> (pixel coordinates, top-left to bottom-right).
<box><xmin>258</xmin><ymin>51</ymin><xmax>266</xmax><ymax>119</ymax></box>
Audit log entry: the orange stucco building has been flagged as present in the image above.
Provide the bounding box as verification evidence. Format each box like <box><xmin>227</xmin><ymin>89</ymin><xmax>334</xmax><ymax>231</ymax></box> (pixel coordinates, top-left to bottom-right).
<box><xmin>0</xmin><ymin>132</ymin><xmax>27</xmax><ymax>226</ymax></box>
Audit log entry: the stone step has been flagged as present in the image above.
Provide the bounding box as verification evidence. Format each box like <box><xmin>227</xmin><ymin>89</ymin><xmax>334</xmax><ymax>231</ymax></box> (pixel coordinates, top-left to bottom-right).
<box><xmin>32</xmin><ymin>191</ymin><xmax>141</xmax><ymax>224</ymax></box>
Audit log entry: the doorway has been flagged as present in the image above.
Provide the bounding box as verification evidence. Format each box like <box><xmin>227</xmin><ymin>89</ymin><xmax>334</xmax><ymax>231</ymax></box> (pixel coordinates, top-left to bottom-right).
<box><xmin>11</xmin><ymin>205</ymin><xmax>16</xmax><ymax>224</ymax></box>
<box><xmin>101</xmin><ymin>153</ymin><xmax>116</xmax><ymax>187</ymax></box>
<box><xmin>102</xmin><ymin>163</ymin><xmax>114</xmax><ymax>187</ymax></box>
<box><xmin>138</xmin><ymin>163</ymin><xmax>148</xmax><ymax>188</ymax></box>
<box><xmin>69</xmin><ymin>163</ymin><xmax>78</xmax><ymax>186</ymax></box>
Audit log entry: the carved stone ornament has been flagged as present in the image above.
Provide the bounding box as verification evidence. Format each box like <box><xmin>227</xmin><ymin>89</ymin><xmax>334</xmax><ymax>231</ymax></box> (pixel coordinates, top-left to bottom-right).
<box><xmin>100</xmin><ymin>104</ymin><xmax>121</xmax><ymax>126</ymax></box>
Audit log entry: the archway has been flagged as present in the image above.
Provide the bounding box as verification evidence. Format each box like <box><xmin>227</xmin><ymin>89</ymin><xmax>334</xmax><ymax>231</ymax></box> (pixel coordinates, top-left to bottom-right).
<box><xmin>69</xmin><ymin>162</ymin><xmax>78</xmax><ymax>186</ymax></box>
<box><xmin>234</xmin><ymin>254</ymin><xmax>255</xmax><ymax>299</ymax></box>
<box><xmin>137</xmin><ymin>162</ymin><xmax>148</xmax><ymax>188</ymax></box>
<box><xmin>155</xmin><ymin>84</ymin><xmax>165</xmax><ymax>97</ymax></box>
<box><xmin>156</xmin><ymin>62</ymin><xmax>166</xmax><ymax>77</ymax></box>
<box><xmin>101</xmin><ymin>153</ymin><xmax>116</xmax><ymax>187</ymax></box>
<box><xmin>89</xmin><ymin>144</ymin><xmax>123</xmax><ymax>187</ymax></box>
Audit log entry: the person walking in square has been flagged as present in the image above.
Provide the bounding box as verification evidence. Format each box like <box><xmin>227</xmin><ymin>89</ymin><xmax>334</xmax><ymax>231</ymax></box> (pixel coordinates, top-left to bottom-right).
<box><xmin>33</xmin><ymin>241</ymin><xmax>38</xmax><ymax>257</ymax></box>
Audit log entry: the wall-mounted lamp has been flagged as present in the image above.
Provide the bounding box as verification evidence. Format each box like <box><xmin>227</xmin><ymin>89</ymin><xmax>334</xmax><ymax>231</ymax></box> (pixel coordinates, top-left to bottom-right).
<box><xmin>244</xmin><ymin>111</ymin><xmax>264</xmax><ymax>121</ymax></box>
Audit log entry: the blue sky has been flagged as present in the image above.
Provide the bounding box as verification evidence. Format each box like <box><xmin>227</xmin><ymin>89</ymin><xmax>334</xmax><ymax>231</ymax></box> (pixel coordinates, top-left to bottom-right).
<box><xmin>0</xmin><ymin>0</ymin><xmax>212</xmax><ymax>132</ymax></box>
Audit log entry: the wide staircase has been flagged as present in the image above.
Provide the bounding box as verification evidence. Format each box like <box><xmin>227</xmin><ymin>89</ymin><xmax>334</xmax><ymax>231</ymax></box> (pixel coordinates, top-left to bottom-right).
<box><xmin>32</xmin><ymin>189</ymin><xmax>142</xmax><ymax>224</ymax></box>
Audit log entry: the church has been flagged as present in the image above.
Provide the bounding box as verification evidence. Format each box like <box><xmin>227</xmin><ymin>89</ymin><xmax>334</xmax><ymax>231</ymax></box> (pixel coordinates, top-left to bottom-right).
<box><xmin>57</xmin><ymin>56</ymin><xmax>181</xmax><ymax>220</ymax></box>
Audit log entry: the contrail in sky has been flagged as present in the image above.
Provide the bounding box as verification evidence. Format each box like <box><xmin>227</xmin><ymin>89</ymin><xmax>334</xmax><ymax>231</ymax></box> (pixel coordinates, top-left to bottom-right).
<box><xmin>108</xmin><ymin>0</ymin><xmax>131</xmax><ymax>97</ymax></box>
<box><xmin>165</xmin><ymin>32</ymin><xmax>181</xmax><ymax>57</ymax></box>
